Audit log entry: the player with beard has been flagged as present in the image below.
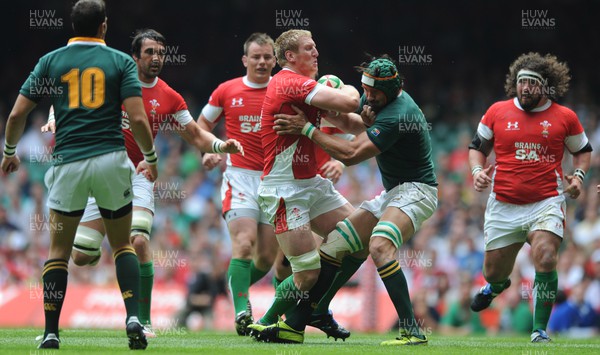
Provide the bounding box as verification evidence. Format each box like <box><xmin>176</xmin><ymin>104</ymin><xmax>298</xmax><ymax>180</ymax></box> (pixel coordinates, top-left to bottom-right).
<box><xmin>468</xmin><ymin>52</ymin><xmax>592</xmax><ymax>343</ymax></box>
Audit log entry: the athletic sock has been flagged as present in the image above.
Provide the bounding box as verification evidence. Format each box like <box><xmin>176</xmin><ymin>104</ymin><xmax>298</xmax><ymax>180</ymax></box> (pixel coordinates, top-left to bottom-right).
<box><xmin>314</xmin><ymin>255</ymin><xmax>365</xmax><ymax>315</ymax></box>
<box><xmin>483</xmin><ymin>267</ymin><xmax>511</xmax><ymax>294</ymax></box>
<box><xmin>272</xmin><ymin>276</ymin><xmax>284</xmax><ymax>289</ymax></box>
<box><xmin>227</xmin><ymin>258</ymin><xmax>251</xmax><ymax>315</ymax></box>
<box><xmin>260</xmin><ymin>275</ymin><xmax>299</xmax><ymax>324</ymax></box>
<box><xmin>139</xmin><ymin>261</ymin><xmax>154</xmax><ymax>325</ymax></box>
<box><xmin>532</xmin><ymin>270</ymin><xmax>558</xmax><ymax>331</ymax></box>
<box><xmin>114</xmin><ymin>247</ymin><xmax>141</xmax><ymax>321</ymax></box>
<box><xmin>42</xmin><ymin>259</ymin><xmax>69</xmax><ymax>338</ymax></box>
<box><xmin>378</xmin><ymin>260</ymin><xmax>422</xmax><ymax>338</ymax></box>
<box><xmin>285</xmin><ymin>254</ymin><xmax>340</xmax><ymax>331</ymax></box>
<box><xmin>249</xmin><ymin>260</ymin><xmax>269</xmax><ymax>286</ymax></box>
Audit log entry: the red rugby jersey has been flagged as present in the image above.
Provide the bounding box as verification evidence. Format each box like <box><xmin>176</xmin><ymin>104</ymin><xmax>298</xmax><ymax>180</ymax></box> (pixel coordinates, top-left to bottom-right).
<box><xmin>478</xmin><ymin>98</ymin><xmax>588</xmax><ymax>204</ymax></box>
<box><xmin>200</xmin><ymin>76</ymin><xmax>268</xmax><ymax>171</ymax></box>
<box><xmin>122</xmin><ymin>77</ymin><xmax>192</xmax><ymax>166</ymax></box>
<box><xmin>261</xmin><ymin>68</ymin><xmax>324</xmax><ymax>183</ymax></box>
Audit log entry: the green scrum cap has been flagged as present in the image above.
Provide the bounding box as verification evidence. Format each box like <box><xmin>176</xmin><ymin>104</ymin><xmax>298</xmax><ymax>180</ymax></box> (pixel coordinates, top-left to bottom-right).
<box><xmin>361</xmin><ymin>58</ymin><xmax>402</xmax><ymax>103</ymax></box>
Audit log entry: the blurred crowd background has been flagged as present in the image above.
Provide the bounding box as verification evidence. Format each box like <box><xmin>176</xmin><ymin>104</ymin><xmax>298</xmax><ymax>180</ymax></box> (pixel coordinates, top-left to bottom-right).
<box><xmin>1</xmin><ymin>0</ymin><xmax>599</xmax><ymax>336</ymax></box>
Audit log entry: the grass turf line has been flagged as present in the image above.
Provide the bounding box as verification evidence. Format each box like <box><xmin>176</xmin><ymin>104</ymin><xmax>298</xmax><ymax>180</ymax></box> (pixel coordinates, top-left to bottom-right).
<box><xmin>1</xmin><ymin>328</ymin><xmax>599</xmax><ymax>354</ymax></box>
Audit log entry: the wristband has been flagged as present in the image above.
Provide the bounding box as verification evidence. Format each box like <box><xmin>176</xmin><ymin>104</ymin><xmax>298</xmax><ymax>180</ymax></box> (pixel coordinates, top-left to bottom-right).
<box><xmin>573</xmin><ymin>168</ymin><xmax>585</xmax><ymax>182</ymax></box>
<box><xmin>142</xmin><ymin>145</ymin><xmax>158</xmax><ymax>165</ymax></box>
<box><xmin>3</xmin><ymin>142</ymin><xmax>16</xmax><ymax>157</ymax></box>
<box><xmin>471</xmin><ymin>165</ymin><xmax>483</xmax><ymax>177</ymax></box>
<box><xmin>212</xmin><ymin>139</ymin><xmax>225</xmax><ymax>153</ymax></box>
<box><xmin>48</xmin><ymin>111</ymin><xmax>55</xmax><ymax>122</ymax></box>
<box><xmin>301</xmin><ymin>122</ymin><xmax>316</xmax><ymax>139</ymax></box>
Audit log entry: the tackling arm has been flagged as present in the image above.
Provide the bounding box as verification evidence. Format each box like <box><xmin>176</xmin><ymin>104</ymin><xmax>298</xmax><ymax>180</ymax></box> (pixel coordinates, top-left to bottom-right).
<box><xmin>309</xmin><ymin>130</ymin><xmax>379</xmax><ymax>166</ymax></box>
<box><xmin>274</xmin><ymin>104</ymin><xmax>379</xmax><ymax>165</ymax></box>
<box><xmin>321</xmin><ymin>112</ymin><xmax>367</xmax><ymax>135</ymax></box>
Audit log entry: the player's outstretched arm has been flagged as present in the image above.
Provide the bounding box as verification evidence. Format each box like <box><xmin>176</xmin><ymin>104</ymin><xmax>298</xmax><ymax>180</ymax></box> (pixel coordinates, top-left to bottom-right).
<box><xmin>123</xmin><ymin>96</ymin><xmax>157</xmax><ymax>182</ymax></box>
<box><xmin>178</xmin><ymin>120</ymin><xmax>244</xmax><ymax>156</ymax></box>
<box><xmin>2</xmin><ymin>94</ymin><xmax>37</xmax><ymax>174</ymax></box>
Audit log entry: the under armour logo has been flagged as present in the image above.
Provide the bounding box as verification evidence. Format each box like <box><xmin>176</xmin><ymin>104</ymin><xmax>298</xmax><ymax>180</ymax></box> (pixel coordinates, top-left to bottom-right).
<box><xmin>231</xmin><ymin>98</ymin><xmax>244</xmax><ymax>107</ymax></box>
<box><xmin>507</xmin><ymin>121</ymin><xmax>519</xmax><ymax>130</ymax></box>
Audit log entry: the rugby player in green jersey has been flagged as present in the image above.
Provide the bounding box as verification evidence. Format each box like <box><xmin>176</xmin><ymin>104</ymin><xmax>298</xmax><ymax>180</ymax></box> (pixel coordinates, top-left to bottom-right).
<box><xmin>253</xmin><ymin>56</ymin><xmax>437</xmax><ymax>346</ymax></box>
<box><xmin>1</xmin><ymin>0</ymin><xmax>155</xmax><ymax>350</ymax></box>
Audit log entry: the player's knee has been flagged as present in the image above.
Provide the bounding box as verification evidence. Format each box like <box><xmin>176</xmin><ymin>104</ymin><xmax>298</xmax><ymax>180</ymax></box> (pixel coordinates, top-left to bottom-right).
<box><xmin>233</xmin><ymin>237</ymin><xmax>254</xmax><ymax>259</ymax></box>
<box><xmin>73</xmin><ymin>225</ymin><xmax>103</xmax><ymax>265</ymax></box>
<box><xmin>533</xmin><ymin>244</ymin><xmax>558</xmax><ymax>271</ymax></box>
<box><xmin>71</xmin><ymin>250</ymin><xmax>93</xmax><ymax>266</ymax></box>
<box><xmin>369</xmin><ymin>221</ymin><xmax>402</xmax><ymax>260</ymax></box>
<box><xmin>369</xmin><ymin>238</ymin><xmax>392</xmax><ymax>261</ymax></box>
<box><xmin>130</xmin><ymin>209</ymin><xmax>153</xmax><ymax>241</ymax></box>
<box><xmin>287</xmin><ymin>249</ymin><xmax>320</xmax><ymax>290</ymax></box>
<box><xmin>320</xmin><ymin>219</ymin><xmax>363</xmax><ymax>260</ymax></box>
<box><xmin>131</xmin><ymin>235</ymin><xmax>148</xmax><ymax>253</ymax></box>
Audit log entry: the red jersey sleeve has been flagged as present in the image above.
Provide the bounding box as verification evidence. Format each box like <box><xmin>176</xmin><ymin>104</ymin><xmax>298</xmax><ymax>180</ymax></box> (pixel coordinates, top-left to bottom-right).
<box><xmin>478</xmin><ymin>102</ymin><xmax>501</xmax><ymax>140</ymax></box>
<box><xmin>282</xmin><ymin>74</ymin><xmax>319</xmax><ymax>105</ymax></box>
<box><xmin>202</xmin><ymin>83</ymin><xmax>227</xmax><ymax>123</ymax></box>
<box><xmin>562</xmin><ymin>107</ymin><xmax>588</xmax><ymax>153</ymax></box>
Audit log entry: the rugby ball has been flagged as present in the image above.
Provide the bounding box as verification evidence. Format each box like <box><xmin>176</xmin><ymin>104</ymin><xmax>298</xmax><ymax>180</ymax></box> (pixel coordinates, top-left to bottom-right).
<box><xmin>317</xmin><ymin>74</ymin><xmax>344</xmax><ymax>89</ymax></box>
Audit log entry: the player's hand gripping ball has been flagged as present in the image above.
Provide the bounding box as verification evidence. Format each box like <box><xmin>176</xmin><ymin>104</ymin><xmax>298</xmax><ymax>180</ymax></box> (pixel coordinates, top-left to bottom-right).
<box><xmin>317</xmin><ymin>74</ymin><xmax>344</xmax><ymax>89</ymax></box>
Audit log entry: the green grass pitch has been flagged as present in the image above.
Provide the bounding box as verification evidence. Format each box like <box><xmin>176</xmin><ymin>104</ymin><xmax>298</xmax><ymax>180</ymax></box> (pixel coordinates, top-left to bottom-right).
<box><xmin>1</xmin><ymin>328</ymin><xmax>599</xmax><ymax>354</ymax></box>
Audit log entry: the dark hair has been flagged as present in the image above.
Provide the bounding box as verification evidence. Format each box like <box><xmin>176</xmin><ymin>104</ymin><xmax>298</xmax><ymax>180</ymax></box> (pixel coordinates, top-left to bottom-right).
<box><xmin>131</xmin><ymin>29</ymin><xmax>167</xmax><ymax>58</ymax></box>
<box><xmin>504</xmin><ymin>52</ymin><xmax>570</xmax><ymax>100</ymax></box>
<box><xmin>243</xmin><ymin>33</ymin><xmax>274</xmax><ymax>55</ymax></box>
<box><xmin>71</xmin><ymin>0</ymin><xmax>106</xmax><ymax>37</ymax></box>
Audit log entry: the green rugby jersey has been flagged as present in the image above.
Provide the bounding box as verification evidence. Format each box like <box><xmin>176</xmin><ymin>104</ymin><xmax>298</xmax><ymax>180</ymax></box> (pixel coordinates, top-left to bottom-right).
<box><xmin>20</xmin><ymin>37</ymin><xmax>141</xmax><ymax>165</ymax></box>
<box><xmin>364</xmin><ymin>91</ymin><xmax>437</xmax><ymax>191</ymax></box>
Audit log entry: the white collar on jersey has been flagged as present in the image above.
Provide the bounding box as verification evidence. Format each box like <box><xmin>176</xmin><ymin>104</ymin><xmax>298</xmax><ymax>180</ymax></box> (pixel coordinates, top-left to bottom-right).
<box><xmin>243</xmin><ymin>75</ymin><xmax>270</xmax><ymax>89</ymax></box>
<box><xmin>513</xmin><ymin>97</ymin><xmax>552</xmax><ymax>112</ymax></box>
<box><xmin>140</xmin><ymin>77</ymin><xmax>159</xmax><ymax>89</ymax></box>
